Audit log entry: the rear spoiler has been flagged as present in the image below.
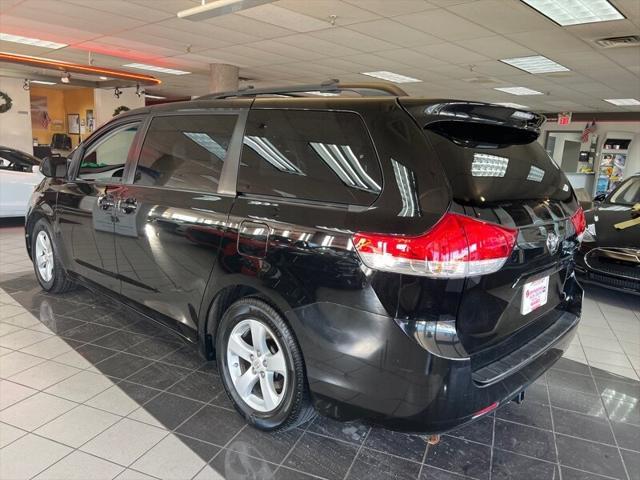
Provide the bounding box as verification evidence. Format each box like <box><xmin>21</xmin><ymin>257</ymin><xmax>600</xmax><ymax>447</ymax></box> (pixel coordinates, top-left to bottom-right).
<box><xmin>399</xmin><ymin>99</ymin><xmax>546</xmax><ymax>148</ymax></box>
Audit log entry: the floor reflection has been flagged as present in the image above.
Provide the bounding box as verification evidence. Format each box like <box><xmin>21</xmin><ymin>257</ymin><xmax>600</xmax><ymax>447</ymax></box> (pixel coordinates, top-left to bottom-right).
<box><xmin>0</xmin><ymin>272</ymin><xmax>638</xmax><ymax>480</ymax></box>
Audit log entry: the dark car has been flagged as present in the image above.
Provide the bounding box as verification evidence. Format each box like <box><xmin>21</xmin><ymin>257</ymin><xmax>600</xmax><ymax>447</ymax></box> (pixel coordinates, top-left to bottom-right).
<box><xmin>24</xmin><ymin>81</ymin><xmax>584</xmax><ymax>434</ymax></box>
<box><xmin>576</xmin><ymin>174</ymin><xmax>640</xmax><ymax>294</ymax></box>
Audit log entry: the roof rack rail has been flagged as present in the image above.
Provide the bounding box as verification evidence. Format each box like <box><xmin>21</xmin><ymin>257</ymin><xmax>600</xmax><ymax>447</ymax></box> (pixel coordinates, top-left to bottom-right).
<box><xmin>199</xmin><ymin>79</ymin><xmax>408</xmax><ymax>100</ymax></box>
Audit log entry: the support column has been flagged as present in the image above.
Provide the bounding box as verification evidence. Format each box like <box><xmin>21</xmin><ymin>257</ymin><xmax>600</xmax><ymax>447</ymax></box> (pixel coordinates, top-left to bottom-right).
<box><xmin>209</xmin><ymin>63</ymin><xmax>239</xmax><ymax>94</ymax></box>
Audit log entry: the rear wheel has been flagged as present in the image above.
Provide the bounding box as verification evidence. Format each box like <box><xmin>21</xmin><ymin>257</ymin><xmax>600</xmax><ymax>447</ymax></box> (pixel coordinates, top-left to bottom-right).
<box><xmin>31</xmin><ymin>219</ymin><xmax>75</xmax><ymax>293</ymax></box>
<box><xmin>216</xmin><ymin>297</ymin><xmax>316</xmax><ymax>431</ymax></box>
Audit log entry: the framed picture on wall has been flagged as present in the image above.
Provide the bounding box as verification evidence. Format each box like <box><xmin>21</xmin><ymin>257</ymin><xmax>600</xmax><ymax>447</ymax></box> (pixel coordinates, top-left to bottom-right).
<box><xmin>67</xmin><ymin>113</ymin><xmax>80</xmax><ymax>135</ymax></box>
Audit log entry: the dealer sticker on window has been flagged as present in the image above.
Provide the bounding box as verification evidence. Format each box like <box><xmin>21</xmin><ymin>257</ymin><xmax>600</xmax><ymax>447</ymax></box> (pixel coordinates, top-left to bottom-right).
<box><xmin>521</xmin><ymin>276</ymin><xmax>549</xmax><ymax>315</ymax></box>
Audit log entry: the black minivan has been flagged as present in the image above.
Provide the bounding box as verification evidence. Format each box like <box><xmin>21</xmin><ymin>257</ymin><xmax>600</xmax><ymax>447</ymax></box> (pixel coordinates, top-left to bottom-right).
<box><xmin>26</xmin><ymin>82</ymin><xmax>584</xmax><ymax>433</ymax></box>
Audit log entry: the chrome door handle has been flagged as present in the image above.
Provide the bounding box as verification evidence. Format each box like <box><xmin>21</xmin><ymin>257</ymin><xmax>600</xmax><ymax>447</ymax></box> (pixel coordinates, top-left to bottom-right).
<box><xmin>118</xmin><ymin>197</ymin><xmax>137</xmax><ymax>214</ymax></box>
<box><xmin>97</xmin><ymin>194</ymin><xmax>115</xmax><ymax>211</ymax></box>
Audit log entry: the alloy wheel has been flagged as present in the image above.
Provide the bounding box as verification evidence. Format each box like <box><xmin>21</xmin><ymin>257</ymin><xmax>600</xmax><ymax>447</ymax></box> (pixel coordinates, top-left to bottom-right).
<box><xmin>35</xmin><ymin>230</ymin><xmax>54</xmax><ymax>283</ymax></box>
<box><xmin>226</xmin><ymin>319</ymin><xmax>288</xmax><ymax>412</ymax></box>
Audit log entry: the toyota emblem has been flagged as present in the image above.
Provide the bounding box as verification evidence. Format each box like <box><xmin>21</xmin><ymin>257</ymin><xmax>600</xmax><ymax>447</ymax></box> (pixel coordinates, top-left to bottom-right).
<box><xmin>546</xmin><ymin>232</ymin><xmax>560</xmax><ymax>254</ymax></box>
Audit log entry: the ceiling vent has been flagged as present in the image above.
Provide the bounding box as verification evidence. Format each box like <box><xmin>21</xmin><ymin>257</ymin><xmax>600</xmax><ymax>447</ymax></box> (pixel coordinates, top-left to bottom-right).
<box><xmin>594</xmin><ymin>35</ymin><xmax>640</xmax><ymax>48</ymax></box>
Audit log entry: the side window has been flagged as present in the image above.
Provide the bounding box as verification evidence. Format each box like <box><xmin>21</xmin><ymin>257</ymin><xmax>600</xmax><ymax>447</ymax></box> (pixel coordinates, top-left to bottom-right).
<box><xmin>78</xmin><ymin>123</ymin><xmax>140</xmax><ymax>181</ymax></box>
<box><xmin>134</xmin><ymin>114</ymin><xmax>237</xmax><ymax>192</ymax></box>
<box><xmin>237</xmin><ymin>109</ymin><xmax>382</xmax><ymax>205</ymax></box>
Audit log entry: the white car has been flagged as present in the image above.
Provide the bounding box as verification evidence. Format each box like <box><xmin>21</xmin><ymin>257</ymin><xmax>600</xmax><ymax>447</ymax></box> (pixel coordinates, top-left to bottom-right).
<box><xmin>0</xmin><ymin>146</ymin><xmax>43</xmax><ymax>218</ymax></box>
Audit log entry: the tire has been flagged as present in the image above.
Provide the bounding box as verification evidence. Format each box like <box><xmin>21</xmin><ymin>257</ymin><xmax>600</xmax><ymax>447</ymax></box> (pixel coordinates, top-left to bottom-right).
<box><xmin>216</xmin><ymin>297</ymin><xmax>316</xmax><ymax>431</ymax></box>
<box><xmin>31</xmin><ymin>219</ymin><xmax>76</xmax><ymax>294</ymax></box>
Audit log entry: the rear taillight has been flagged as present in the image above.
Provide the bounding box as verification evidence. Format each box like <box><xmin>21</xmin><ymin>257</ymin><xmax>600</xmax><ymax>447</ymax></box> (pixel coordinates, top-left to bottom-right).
<box><xmin>570</xmin><ymin>207</ymin><xmax>586</xmax><ymax>241</ymax></box>
<box><xmin>352</xmin><ymin>213</ymin><xmax>517</xmax><ymax>279</ymax></box>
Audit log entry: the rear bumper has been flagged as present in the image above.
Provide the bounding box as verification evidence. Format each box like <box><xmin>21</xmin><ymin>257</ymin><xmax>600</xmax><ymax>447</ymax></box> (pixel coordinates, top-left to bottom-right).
<box><xmin>290</xmin><ymin>287</ymin><xmax>581</xmax><ymax>433</ymax></box>
<box><xmin>576</xmin><ymin>247</ymin><xmax>640</xmax><ymax>295</ymax></box>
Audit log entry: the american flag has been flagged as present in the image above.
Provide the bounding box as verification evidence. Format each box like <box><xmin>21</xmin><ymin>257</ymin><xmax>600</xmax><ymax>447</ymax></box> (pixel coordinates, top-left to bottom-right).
<box><xmin>40</xmin><ymin>111</ymin><xmax>51</xmax><ymax>129</ymax></box>
<box><xmin>581</xmin><ymin>120</ymin><xmax>596</xmax><ymax>143</ymax></box>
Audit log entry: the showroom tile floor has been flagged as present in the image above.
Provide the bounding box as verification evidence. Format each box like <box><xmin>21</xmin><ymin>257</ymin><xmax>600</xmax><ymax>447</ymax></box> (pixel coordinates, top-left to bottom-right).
<box><xmin>0</xmin><ymin>221</ymin><xmax>639</xmax><ymax>480</ymax></box>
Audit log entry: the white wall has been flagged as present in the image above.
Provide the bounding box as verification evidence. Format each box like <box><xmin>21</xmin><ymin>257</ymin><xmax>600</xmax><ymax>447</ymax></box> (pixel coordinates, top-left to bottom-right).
<box><xmin>548</xmin><ymin>131</ymin><xmax>582</xmax><ymax>167</ymax></box>
<box><xmin>93</xmin><ymin>87</ymin><xmax>145</xmax><ymax>128</ymax></box>
<box><xmin>540</xmin><ymin>120</ymin><xmax>640</xmax><ymax>191</ymax></box>
<box><xmin>627</xmin><ymin>132</ymin><xmax>640</xmax><ymax>176</ymax></box>
<box><xmin>0</xmin><ymin>77</ymin><xmax>33</xmax><ymax>154</ymax></box>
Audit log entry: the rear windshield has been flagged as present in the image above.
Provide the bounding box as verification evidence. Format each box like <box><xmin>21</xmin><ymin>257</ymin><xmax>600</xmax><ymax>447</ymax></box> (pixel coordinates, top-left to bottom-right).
<box><xmin>425</xmin><ymin>128</ymin><xmax>574</xmax><ymax>206</ymax></box>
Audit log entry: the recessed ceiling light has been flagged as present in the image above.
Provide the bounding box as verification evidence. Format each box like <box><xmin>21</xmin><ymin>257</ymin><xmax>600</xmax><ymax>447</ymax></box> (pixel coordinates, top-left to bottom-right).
<box><xmin>521</xmin><ymin>0</ymin><xmax>624</xmax><ymax>26</ymax></box>
<box><xmin>604</xmin><ymin>98</ymin><xmax>640</xmax><ymax>106</ymax></box>
<box><xmin>361</xmin><ymin>71</ymin><xmax>422</xmax><ymax>84</ymax></box>
<box><xmin>494</xmin><ymin>102</ymin><xmax>530</xmax><ymax>109</ymax></box>
<box><xmin>494</xmin><ymin>86</ymin><xmax>544</xmax><ymax>96</ymax></box>
<box><xmin>500</xmin><ymin>55</ymin><xmax>569</xmax><ymax>74</ymax></box>
<box><xmin>144</xmin><ymin>94</ymin><xmax>166</xmax><ymax>99</ymax></box>
<box><xmin>29</xmin><ymin>80</ymin><xmax>56</xmax><ymax>85</ymax></box>
<box><xmin>123</xmin><ymin>63</ymin><xmax>190</xmax><ymax>75</ymax></box>
<box><xmin>99</xmin><ymin>76</ymin><xmax>108</xmax><ymax>80</ymax></box>
<box><xmin>0</xmin><ymin>32</ymin><xmax>67</xmax><ymax>49</ymax></box>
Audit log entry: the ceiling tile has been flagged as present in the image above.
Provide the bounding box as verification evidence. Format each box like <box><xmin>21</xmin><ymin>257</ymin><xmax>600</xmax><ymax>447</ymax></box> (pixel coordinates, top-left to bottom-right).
<box><xmin>344</xmin><ymin>0</ymin><xmax>437</xmax><ymax>16</ymax></box>
<box><xmin>274</xmin><ymin>33</ymin><xmax>362</xmax><ymax>57</ymax></box>
<box><xmin>448</xmin><ymin>0</ymin><xmax>554</xmax><ymax>34</ymax></box>
<box><xmin>455</xmin><ymin>35</ymin><xmax>536</xmax><ymax>58</ymax></box>
<box><xmin>341</xmin><ymin>52</ymin><xmax>426</xmax><ymax>71</ymax></box>
<box><xmin>156</xmin><ymin>18</ymin><xmax>263</xmax><ymax>45</ymax></box>
<box><xmin>414</xmin><ymin>43</ymin><xmax>490</xmax><ymax>64</ymax></box>
<box><xmin>506</xmin><ymin>30</ymin><xmax>592</xmax><ymax>54</ymax></box>
<box><xmin>245</xmin><ymin>40</ymin><xmax>328</xmax><ymax>61</ymax></box>
<box><xmin>310</xmin><ymin>27</ymin><xmax>399</xmax><ymax>52</ymax></box>
<box><xmin>393</xmin><ymin>8</ymin><xmax>495</xmax><ymax>41</ymax></box>
<box><xmin>374</xmin><ymin>48</ymin><xmax>447</xmax><ymax>68</ymax></box>
<box><xmin>275</xmin><ymin>0</ymin><xmax>381</xmax><ymax>25</ymax></box>
<box><xmin>214</xmin><ymin>45</ymin><xmax>292</xmax><ymax>65</ymax></box>
<box><xmin>201</xmin><ymin>13</ymin><xmax>296</xmax><ymax>39</ymax></box>
<box><xmin>62</xmin><ymin>0</ymin><xmax>174</xmax><ymax>22</ymax></box>
<box><xmin>129</xmin><ymin>0</ymin><xmax>200</xmax><ymax>14</ymax></box>
<box><xmin>0</xmin><ymin>14</ymin><xmax>100</xmax><ymax>44</ymax></box>
<box><xmin>347</xmin><ymin>19</ymin><xmax>442</xmax><ymax>47</ymax></box>
<box><xmin>239</xmin><ymin>4</ymin><xmax>331</xmax><ymax>32</ymax></box>
<box><xmin>13</xmin><ymin>0</ymin><xmax>145</xmax><ymax>31</ymax></box>
<box><xmin>614</xmin><ymin>0</ymin><xmax>640</xmax><ymax>21</ymax></box>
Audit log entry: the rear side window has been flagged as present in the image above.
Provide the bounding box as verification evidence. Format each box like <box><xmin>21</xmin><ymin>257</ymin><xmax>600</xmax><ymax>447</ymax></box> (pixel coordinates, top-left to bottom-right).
<box><xmin>134</xmin><ymin>114</ymin><xmax>237</xmax><ymax>192</ymax></box>
<box><xmin>237</xmin><ymin>109</ymin><xmax>382</xmax><ymax>205</ymax></box>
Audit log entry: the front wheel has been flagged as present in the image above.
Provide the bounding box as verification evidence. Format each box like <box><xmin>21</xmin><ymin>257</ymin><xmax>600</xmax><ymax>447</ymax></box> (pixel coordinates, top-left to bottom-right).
<box><xmin>31</xmin><ymin>219</ymin><xmax>75</xmax><ymax>293</ymax></box>
<box><xmin>216</xmin><ymin>297</ymin><xmax>316</xmax><ymax>431</ymax></box>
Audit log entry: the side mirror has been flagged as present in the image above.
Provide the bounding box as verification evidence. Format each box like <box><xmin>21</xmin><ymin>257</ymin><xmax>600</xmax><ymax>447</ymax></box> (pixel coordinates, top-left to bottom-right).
<box><xmin>593</xmin><ymin>193</ymin><xmax>606</xmax><ymax>204</ymax></box>
<box><xmin>40</xmin><ymin>155</ymin><xmax>67</xmax><ymax>178</ymax></box>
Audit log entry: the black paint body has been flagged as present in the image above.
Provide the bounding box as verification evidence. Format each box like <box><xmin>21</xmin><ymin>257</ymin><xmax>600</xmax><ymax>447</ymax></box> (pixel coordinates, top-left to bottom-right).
<box><xmin>26</xmin><ymin>96</ymin><xmax>583</xmax><ymax>433</ymax></box>
<box><xmin>576</xmin><ymin>174</ymin><xmax>640</xmax><ymax>295</ymax></box>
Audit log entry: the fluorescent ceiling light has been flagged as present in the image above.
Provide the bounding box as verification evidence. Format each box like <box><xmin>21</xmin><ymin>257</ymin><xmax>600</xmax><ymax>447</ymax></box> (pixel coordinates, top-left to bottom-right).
<box><xmin>177</xmin><ymin>0</ymin><xmax>274</xmax><ymax>21</ymax></box>
<box><xmin>494</xmin><ymin>86</ymin><xmax>543</xmax><ymax>96</ymax></box>
<box><xmin>30</xmin><ymin>80</ymin><xmax>56</xmax><ymax>85</ymax></box>
<box><xmin>123</xmin><ymin>63</ymin><xmax>190</xmax><ymax>75</ymax></box>
<box><xmin>0</xmin><ymin>32</ymin><xmax>67</xmax><ymax>49</ymax></box>
<box><xmin>361</xmin><ymin>71</ymin><xmax>422</xmax><ymax>84</ymax></box>
<box><xmin>604</xmin><ymin>98</ymin><xmax>640</xmax><ymax>106</ymax></box>
<box><xmin>99</xmin><ymin>76</ymin><xmax>108</xmax><ymax>80</ymax></box>
<box><xmin>494</xmin><ymin>102</ymin><xmax>530</xmax><ymax>109</ymax></box>
<box><xmin>521</xmin><ymin>0</ymin><xmax>624</xmax><ymax>26</ymax></box>
<box><xmin>145</xmin><ymin>94</ymin><xmax>166</xmax><ymax>99</ymax></box>
<box><xmin>501</xmin><ymin>55</ymin><xmax>569</xmax><ymax>74</ymax></box>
